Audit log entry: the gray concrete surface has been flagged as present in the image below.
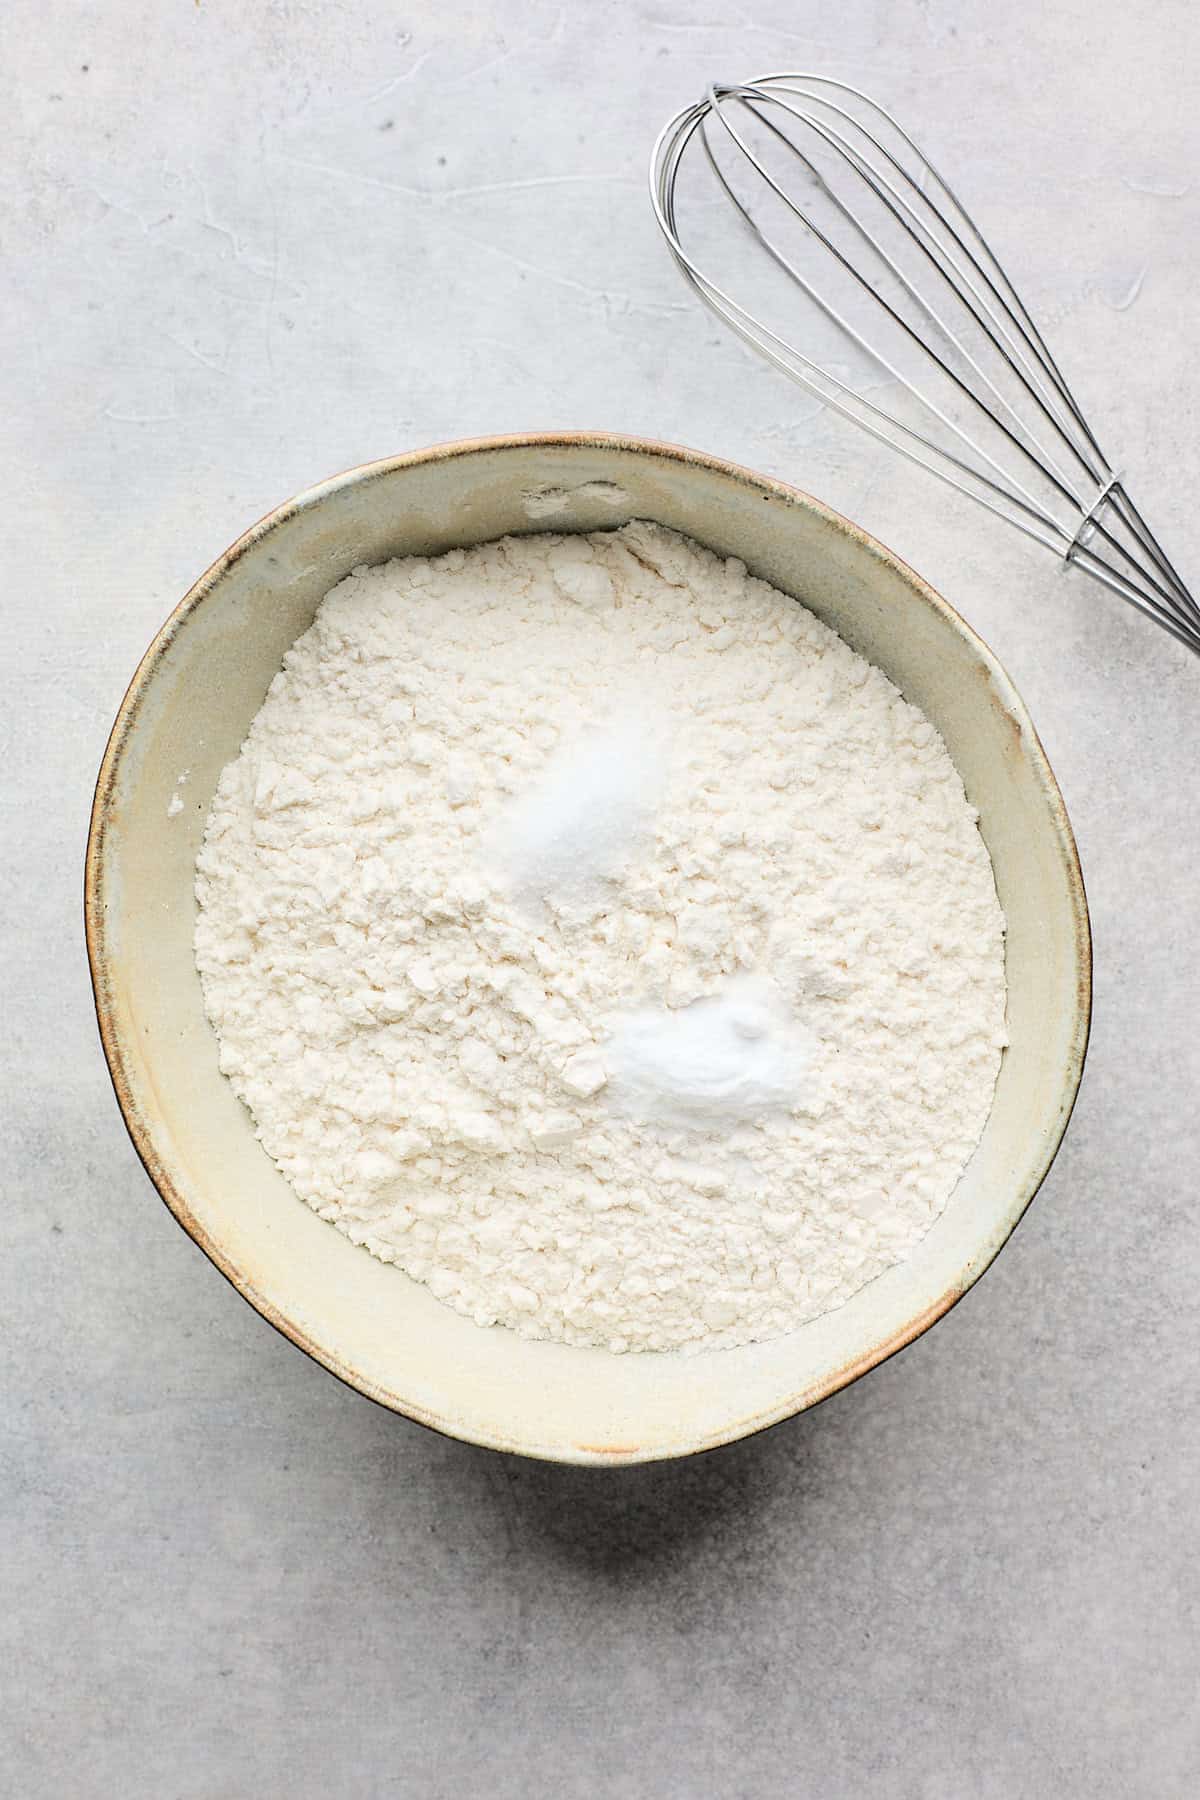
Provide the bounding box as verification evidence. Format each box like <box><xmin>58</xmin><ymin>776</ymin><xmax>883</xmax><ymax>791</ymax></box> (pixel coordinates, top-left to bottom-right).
<box><xmin>5</xmin><ymin>2</ymin><xmax>1199</xmax><ymax>1794</ymax></box>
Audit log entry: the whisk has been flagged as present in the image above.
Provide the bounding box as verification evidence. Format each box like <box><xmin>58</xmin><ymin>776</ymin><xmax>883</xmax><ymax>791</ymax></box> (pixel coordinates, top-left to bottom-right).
<box><xmin>649</xmin><ymin>74</ymin><xmax>1200</xmax><ymax>657</ymax></box>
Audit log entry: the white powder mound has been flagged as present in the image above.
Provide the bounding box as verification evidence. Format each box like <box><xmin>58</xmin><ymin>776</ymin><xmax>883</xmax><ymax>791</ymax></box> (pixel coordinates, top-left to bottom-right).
<box><xmin>194</xmin><ymin>522</ymin><xmax>1008</xmax><ymax>1354</ymax></box>
<box><xmin>498</xmin><ymin>711</ymin><xmax>665</xmax><ymax>904</ymax></box>
<box><xmin>609</xmin><ymin>978</ymin><xmax>816</xmax><ymax>1128</ymax></box>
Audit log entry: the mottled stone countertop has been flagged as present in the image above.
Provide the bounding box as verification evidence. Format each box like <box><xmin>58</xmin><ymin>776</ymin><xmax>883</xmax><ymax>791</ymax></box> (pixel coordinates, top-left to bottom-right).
<box><xmin>5</xmin><ymin>2</ymin><xmax>1197</xmax><ymax>1793</ymax></box>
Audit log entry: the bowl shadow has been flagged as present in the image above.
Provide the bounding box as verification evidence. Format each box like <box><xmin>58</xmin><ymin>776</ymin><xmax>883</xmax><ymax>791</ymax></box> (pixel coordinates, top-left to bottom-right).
<box><xmin>353</xmin><ymin>1367</ymin><xmax>876</xmax><ymax>1583</ymax></box>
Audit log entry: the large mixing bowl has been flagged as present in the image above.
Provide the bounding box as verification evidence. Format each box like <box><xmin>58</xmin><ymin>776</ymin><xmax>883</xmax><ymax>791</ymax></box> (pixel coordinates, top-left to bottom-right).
<box><xmin>86</xmin><ymin>433</ymin><xmax>1090</xmax><ymax>1463</ymax></box>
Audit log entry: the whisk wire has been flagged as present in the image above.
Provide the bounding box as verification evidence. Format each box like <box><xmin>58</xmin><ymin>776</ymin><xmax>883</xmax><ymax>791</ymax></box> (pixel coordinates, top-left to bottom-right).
<box><xmin>723</xmin><ymin>90</ymin><xmax>1090</xmax><ymax>498</ymax></box>
<box><xmin>707</xmin><ymin>92</ymin><xmax>1080</xmax><ymax>509</ymax></box>
<box><xmin>711</xmin><ymin>84</ymin><xmax>1111</xmax><ymax>529</ymax></box>
<box><xmin>658</xmin><ymin>105</ymin><xmax>1084</xmax><ymax>547</ymax></box>
<box><xmin>740</xmin><ymin>77</ymin><xmax>1117</xmax><ymax>483</ymax></box>
<box><xmin>649</xmin><ymin>73</ymin><xmax>1199</xmax><ymax>656</ymax></box>
<box><xmin>660</xmin><ymin>172</ymin><xmax>1062</xmax><ymax>544</ymax></box>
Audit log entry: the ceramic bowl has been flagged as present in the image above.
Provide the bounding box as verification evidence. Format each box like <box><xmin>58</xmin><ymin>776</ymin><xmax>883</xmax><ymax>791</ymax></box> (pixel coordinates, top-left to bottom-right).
<box><xmin>86</xmin><ymin>433</ymin><xmax>1090</xmax><ymax>1463</ymax></box>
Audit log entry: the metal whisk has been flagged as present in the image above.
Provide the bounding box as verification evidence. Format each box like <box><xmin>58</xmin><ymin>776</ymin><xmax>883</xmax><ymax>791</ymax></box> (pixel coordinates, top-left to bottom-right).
<box><xmin>650</xmin><ymin>74</ymin><xmax>1200</xmax><ymax>657</ymax></box>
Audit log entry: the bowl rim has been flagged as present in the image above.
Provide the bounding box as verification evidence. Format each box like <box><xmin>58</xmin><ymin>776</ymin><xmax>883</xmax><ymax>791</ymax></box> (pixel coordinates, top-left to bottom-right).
<box><xmin>85</xmin><ymin>429</ymin><xmax>1092</xmax><ymax>1462</ymax></box>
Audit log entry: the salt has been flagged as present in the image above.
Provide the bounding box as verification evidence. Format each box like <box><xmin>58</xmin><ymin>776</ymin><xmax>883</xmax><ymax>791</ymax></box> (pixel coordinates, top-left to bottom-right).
<box><xmin>498</xmin><ymin>711</ymin><xmax>665</xmax><ymax>905</ymax></box>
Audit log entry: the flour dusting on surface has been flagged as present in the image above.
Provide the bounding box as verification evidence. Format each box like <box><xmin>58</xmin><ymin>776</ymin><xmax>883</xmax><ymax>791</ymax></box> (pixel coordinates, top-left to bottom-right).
<box><xmin>194</xmin><ymin>523</ymin><xmax>1008</xmax><ymax>1353</ymax></box>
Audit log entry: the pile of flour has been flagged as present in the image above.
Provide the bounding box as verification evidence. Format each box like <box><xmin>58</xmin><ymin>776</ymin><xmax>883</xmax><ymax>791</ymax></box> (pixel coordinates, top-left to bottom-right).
<box><xmin>194</xmin><ymin>522</ymin><xmax>1007</xmax><ymax>1353</ymax></box>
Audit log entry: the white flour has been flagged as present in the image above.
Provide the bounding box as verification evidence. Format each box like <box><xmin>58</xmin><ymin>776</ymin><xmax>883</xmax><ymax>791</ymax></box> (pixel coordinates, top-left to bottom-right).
<box><xmin>195</xmin><ymin>522</ymin><xmax>1007</xmax><ymax>1353</ymax></box>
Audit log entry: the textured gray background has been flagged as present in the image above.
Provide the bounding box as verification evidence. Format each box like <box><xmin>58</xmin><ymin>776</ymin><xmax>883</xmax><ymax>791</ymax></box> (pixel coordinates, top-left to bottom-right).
<box><xmin>5</xmin><ymin>1</ymin><xmax>1199</xmax><ymax>1794</ymax></box>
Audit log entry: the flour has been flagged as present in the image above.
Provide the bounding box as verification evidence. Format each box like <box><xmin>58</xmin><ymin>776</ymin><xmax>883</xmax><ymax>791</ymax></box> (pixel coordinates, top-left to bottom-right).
<box><xmin>166</xmin><ymin>768</ymin><xmax>190</xmax><ymax>818</ymax></box>
<box><xmin>194</xmin><ymin>522</ymin><xmax>1008</xmax><ymax>1354</ymax></box>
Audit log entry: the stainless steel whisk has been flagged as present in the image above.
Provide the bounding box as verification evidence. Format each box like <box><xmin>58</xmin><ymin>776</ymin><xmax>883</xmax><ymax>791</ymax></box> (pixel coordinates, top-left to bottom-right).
<box><xmin>650</xmin><ymin>74</ymin><xmax>1200</xmax><ymax>656</ymax></box>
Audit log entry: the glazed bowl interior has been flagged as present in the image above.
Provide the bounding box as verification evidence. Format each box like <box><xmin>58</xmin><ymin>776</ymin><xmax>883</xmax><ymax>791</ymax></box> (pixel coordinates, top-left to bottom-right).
<box><xmin>87</xmin><ymin>434</ymin><xmax>1089</xmax><ymax>1463</ymax></box>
